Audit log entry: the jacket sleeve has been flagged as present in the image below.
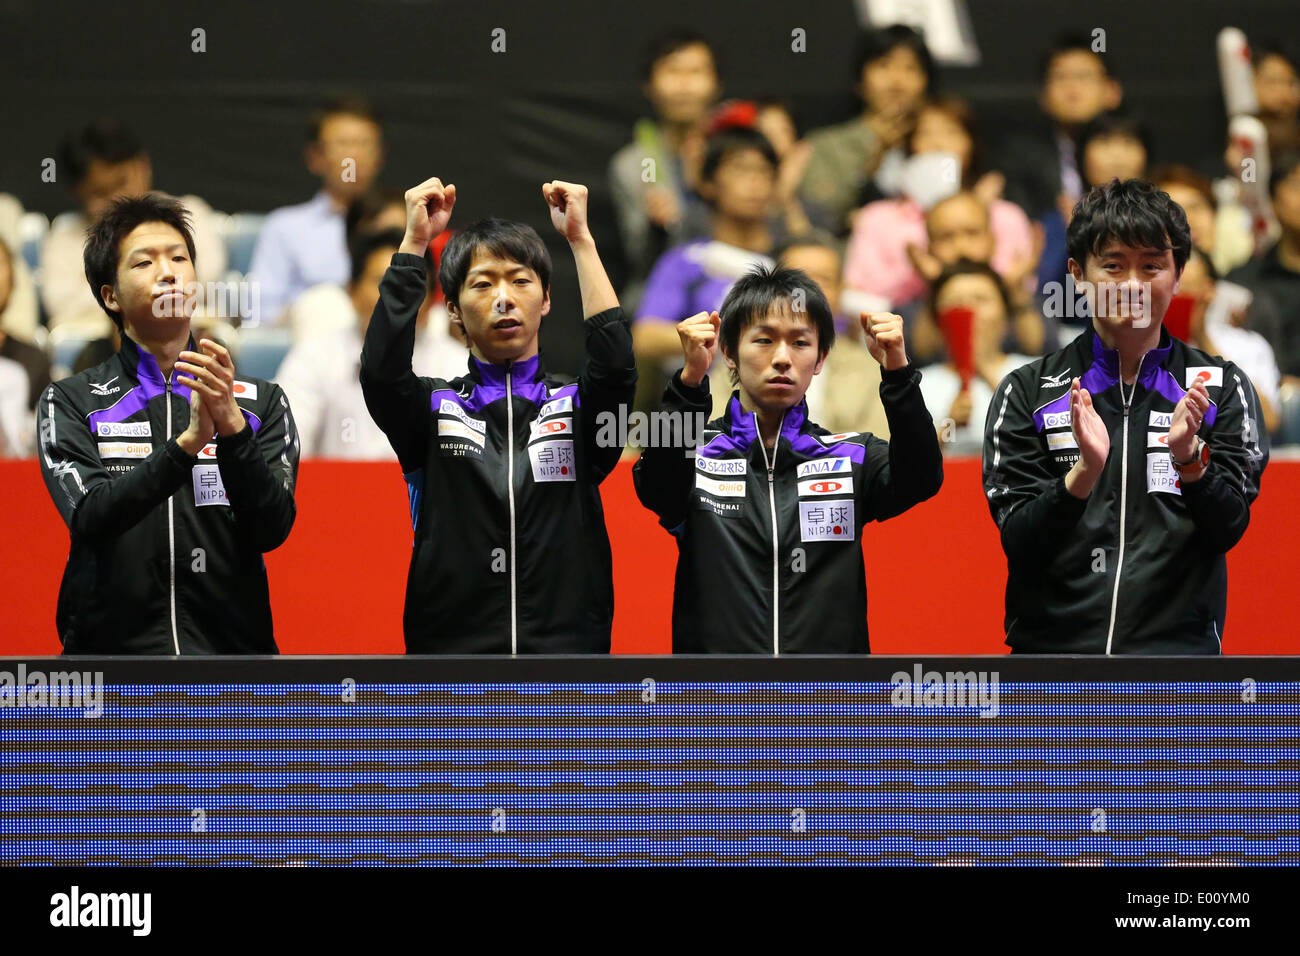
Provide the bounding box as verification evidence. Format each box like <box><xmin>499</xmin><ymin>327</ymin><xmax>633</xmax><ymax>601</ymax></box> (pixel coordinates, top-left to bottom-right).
<box><xmin>857</xmin><ymin>364</ymin><xmax>944</xmax><ymax>521</ymax></box>
<box><xmin>632</xmin><ymin>370</ymin><xmax>711</xmax><ymax>534</ymax></box>
<box><xmin>578</xmin><ymin>306</ymin><xmax>637</xmax><ymax>483</ymax></box>
<box><xmin>982</xmin><ymin>371</ymin><xmax>1087</xmax><ymax>565</ymax></box>
<box><xmin>216</xmin><ymin>384</ymin><xmax>300</xmax><ymax>552</ymax></box>
<box><xmin>359</xmin><ymin>252</ymin><xmax>435</xmax><ymax>473</ymax></box>
<box><xmin>1180</xmin><ymin>362</ymin><xmax>1269</xmax><ymax>552</ymax></box>
<box><xmin>36</xmin><ymin>382</ymin><xmax>196</xmax><ymax>542</ymax></box>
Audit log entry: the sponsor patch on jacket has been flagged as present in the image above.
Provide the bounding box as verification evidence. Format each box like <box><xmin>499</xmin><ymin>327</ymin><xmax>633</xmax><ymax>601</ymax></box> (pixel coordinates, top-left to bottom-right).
<box><xmin>796</xmin><ymin>456</ymin><xmax>851</xmax><ymax>479</ymax></box>
<box><xmin>529</xmin><ymin>439</ymin><xmax>576</xmax><ymax>482</ymax></box>
<box><xmin>1041</xmin><ymin>410</ymin><xmax>1071</xmax><ymax>430</ymax></box>
<box><xmin>439</xmin><ymin>399</ymin><xmax>486</xmax><ymax>434</ymax></box>
<box><xmin>1046</xmin><ymin>431</ymin><xmax>1078</xmax><ymax>451</ymax></box>
<box><xmin>799</xmin><ymin>499</ymin><xmax>854</xmax><ymax>542</ymax></box>
<box><xmin>531</xmin><ymin>417</ymin><xmax>572</xmax><ymax>439</ymax></box>
<box><xmin>1149</xmin><ymin>410</ymin><xmax>1173</xmax><ymax>428</ymax></box>
<box><xmin>197</xmin><ymin>442</ymin><xmax>218</xmax><ymax>459</ymax></box>
<box><xmin>1185</xmin><ymin>366</ymin><xmax>1222</xmax><ymax>390</ymax></box>
<box><xmin>695</xmin><ymin>456</ymin><xmax>747</xmax><ymax>477</ymax></box>
<box><xmin>1146</xmin><ymin>452</ymin><xmax>1182</xmax><ymax>496</ymax></box>
<box><xmin>232</xmin><ymin>380</ymin><xmax>258</xmax><ymax>401</ymax></box>
<box><xmin>695</xmin><ymin>473</ymin><xmax>747</xmax><ymax>498</ymax></box>
<box><xmin>798</xmin><ymin>476</ymin><xmax>853</xmax><ymax>497</ymax></box>
<box><xmin>438</xmin><ymin>418</ymin><xmax>486</xmax><ymax>447</ymax></box>
<box><xmin>192</xmin><ymin>463</ymin><xmax>229</xmax><ymax>507</ymax></box>
<box><xmin>96</xmin><ymin>421</ymin><xmax>151</xmax><ymax>438</ymax></box>
<box><xmin>818</xmin><ymin>432</ymin><xmax>859</xmax><ymax>443</ymax></box>
<box><xmin>96</xmin><ymin>441</ymin><xmax>152</xmax><ymax>459</ymax></box>
<box><xmin>539</xmin><ymin>396</ymin><xmax>573</xmax><ymax>418</ymax></box>
<box><xmin>1147</xmin><ymin>431</ymin><xmax>1171</xmax><ymax>449</ymax></box>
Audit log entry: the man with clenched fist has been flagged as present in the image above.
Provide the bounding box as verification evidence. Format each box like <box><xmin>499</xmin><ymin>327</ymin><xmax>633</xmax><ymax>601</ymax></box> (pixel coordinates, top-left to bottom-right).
<box><xmin>360</xmin><ymin>176</ymin><xmax>635</xmax><ymax>653</ymax></box>
<box><xmin>983</xmin><ymin>178</ymin><xmax>1269</xmax><ymax>654</ymax></box>
<box><xmin>633</xmin><ymin>264</ymin><xmax>943</xmax><ymax>653</ymax></box>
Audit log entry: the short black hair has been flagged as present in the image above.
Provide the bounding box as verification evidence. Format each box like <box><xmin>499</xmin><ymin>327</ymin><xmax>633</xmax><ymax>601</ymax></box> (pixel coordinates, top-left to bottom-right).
<box><xmin>641</xmin><ymin>29</ymin><xmax>720</xmax><ymax>84</ymax></box>
<box><xmin>1269</xmin><ymin>150</ymin><xmax>1300</xmax><ymax>200</ymax></box>
<box><xmin>1066</xmin><ymin>178</ymin><xmax>1191</xmax><ymax>274</ymax></box>
<box><xmin>928</xmin><ymin>258</ymin><xmax>1013</xmax><ymax>321</ymax></box>
<box><xmin>719</xmin><ymin>264</ymin><xmax>835</xmax><ymax>383</ymax></box>
<box><xmin>437</xmin><ymin>218</ymin><xmax>551</xmax><ymax>310</ymax></box>
<box><xmin>348</xmin><ymin>228</ymin><xmax>405</xmax><ymax>287</ymax></box>
<box><xmin>1075</xmin><ymin>110</ymin><xmax>1150</xmax><ymax>188</ymax></box>
<box><xmin>700</xmin><ymin>126</ymin><xmax>779</xmax><ymax>185</ymax></box>
<box><xmin>773</xmin><ymin>230</ymin><xmax>845</xmax><ymax>269</ymax></box>
<box><xmin>84</xmin><ymin>194</ymin><xmax>197</xmax><ymax>330</ymax></box>
<box><xmin>1038</xmin><ymin>31</ymin><xmax>1111</xmax><ymax>84</ymax></box>
<box><xmin>1252</xmin><ymin>39</ymin><xmax>1299</xmax><ymax>75</ymax></box>
<box><xmin>853</xmin><ymin>24</ymin><xmax>934</xmax><ymax>89</ymax></box>
<box><xmin>345</xmin><ymin>186</ymin><xmax>405</xmax><ymax>244</ymax></box>
<box><xmin>57</xmin><ymin>118</ymin><xmax>145</xmax><ymax>190</ymax></box>
<box><xmin>307</xmin><ymin>96</ymin><xmax>380</xmax><ymax>144</ymax></box>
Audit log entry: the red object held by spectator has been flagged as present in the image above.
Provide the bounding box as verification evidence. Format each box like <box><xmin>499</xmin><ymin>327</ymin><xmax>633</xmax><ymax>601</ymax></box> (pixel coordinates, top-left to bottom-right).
<box><xmin>1163</xmin><ymin>293</ymin><xmax>1196</xmax><ymax>342</ymax></box>
<box><xmin>939</xmin><ymin>305</ymin><xmax>977</xmax><ymax>391</ymax></box>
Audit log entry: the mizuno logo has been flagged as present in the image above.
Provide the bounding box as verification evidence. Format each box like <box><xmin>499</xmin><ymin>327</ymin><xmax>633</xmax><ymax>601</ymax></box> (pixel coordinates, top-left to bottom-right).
<box><xmin>1040</xmin><ymin>370</ymin><xmax>1071</xmax><ymax>388</ymax></box>
<box><xmin>88</xmin><ymin>377</ymin><xmax>120</xmax><ymax>396</ymax></box>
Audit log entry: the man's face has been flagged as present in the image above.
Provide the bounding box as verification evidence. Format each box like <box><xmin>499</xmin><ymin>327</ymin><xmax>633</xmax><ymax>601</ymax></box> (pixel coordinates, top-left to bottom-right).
<box><xmin>1255</xmin><ymin>54</ymin><xmax>1300</xmax><ymax>120</ymax></box>
<box><xmin>934</xmin><ymin>273</ymin><xmax>1006</xmax><ymax>358</ymax></box>
<box><xmin>1159</xmin><ymin>182</ymin><xmax>1214</xmax><ymax>252</ymax></box>
<box><xmin>353</xmin><ymin>245</ymin><xmax>398</xmax><ymax>336</ymax></box>
<box><xmin>1082</xmin><ymin>133</ymin><xmax>1146</xmax><ymax>187</ymax></box>
<box><xmin>1040</xmin><ymin>50</ymin><xmax>1119</xmax><ymax>127</ymax></box>
<box><xmin>927</xmin><ymin>194</ymin><xmax>994</xmax><ymax>266</ymax></box>
<box><xmin>645</xmin><ymin>43</ymin><xmax>719</xmax><ymax>126</ymax></box>
<box><xmin>779</xmin><ymin>246</ymin><xmax>842</xmax><ymax>314</ymax></box>
<box><xmin>707</xmin><ymin>147</ymin><xmax>776</xmax><ymax>222</ymax></box>
<box><xmin>103</xmin><ymin>222</ymin><xmax>197</xmax><ymax>333</ymax></box>
<box><xmin>308</xmin><ymin>114</ymin><xmax>383</xmax><ymax>201</ymax></box>
<box><xmin>1273</xmin><ymin>166</ymin><xmax>1300</xmax><ymax>235</ymax></box>
<box><xmin>1070</xmin><ymin>238</ymin><xmax>1180</xmax><ymax>341</ymax></box>
<box><xmin>450</xmin><ymin>246</ymin><xmax>550</xmax><ymax>365</ymax></box>
<box><xmin>75</xmin><ymin>156</ymin><xmax>151</xmax><ymax>220</ymax></box>
<box><xmin>860</xmin><ymin>46</ymin><xmax>927</xmax><ymax>117</ymax></box>
<box><xmin>726</xmin><ymin>302</ymin><xmax>825</xmax><ymax>415</ymax></box>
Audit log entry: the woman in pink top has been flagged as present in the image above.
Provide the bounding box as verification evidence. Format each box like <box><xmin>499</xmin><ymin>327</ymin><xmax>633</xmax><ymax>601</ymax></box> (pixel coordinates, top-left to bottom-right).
<box><xmin>843</xmin><ymin>96</ymin><xmax>1035</xmax><ymax>307</ymax></box>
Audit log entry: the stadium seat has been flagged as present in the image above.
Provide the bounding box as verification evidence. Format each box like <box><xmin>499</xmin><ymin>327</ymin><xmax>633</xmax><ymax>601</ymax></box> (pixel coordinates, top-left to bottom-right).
<box><xmin>235</xmin><ymin>326</ymin><xmax>294</xmax><ymax>381</ymax></box>
<box><xmin>19</xmin><ymin>211</ymin><xmax>48</xmax><ymax>273</ymax></box>
<box><xmin>223</xmin><ymin>213</ymin><xmax>266</xmax><ymax>277</ymax></box>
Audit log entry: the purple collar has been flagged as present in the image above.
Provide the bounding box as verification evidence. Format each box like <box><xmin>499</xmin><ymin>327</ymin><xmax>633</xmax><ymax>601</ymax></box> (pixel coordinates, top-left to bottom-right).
<box><xmin>726</xmin><ymin>392</ymin><xmax>809</xmax><ymax>448</ymax></box>
<box><xmin>1087</xmin><ymin>325</ymin><xmax>1174</xmax><ymax>392</ymax></box>
<box><xmin>118</xmin><ymin>332</ymin><xmax>197</xmax><ymax>392</ymax></box>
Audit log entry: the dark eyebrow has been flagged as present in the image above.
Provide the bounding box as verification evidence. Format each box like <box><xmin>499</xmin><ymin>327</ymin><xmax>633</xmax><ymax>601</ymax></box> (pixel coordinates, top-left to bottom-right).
<box><xmin>467</xmin><ymin>264</ymin><xmax>530</xmax><ymax>278</ymax></box>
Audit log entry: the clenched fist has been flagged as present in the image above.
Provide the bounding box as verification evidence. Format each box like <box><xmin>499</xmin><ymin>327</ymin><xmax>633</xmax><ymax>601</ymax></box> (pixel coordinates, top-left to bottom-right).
<box><xmin>861</xmin><ymin>312</ymin><xmax>908</xmax><ymax>371</ymax></box>
<box><xmin>543</xmin><ymin>181</ymin><xmax>592</xmax><ymax>244</ymax></box>
<box><xmin>678</xmin><ymin>311</ymin><xmax>720</xmax><ymax>388</ymax></box>
<box><xmin>400</xmin><ymin>177</ymin><xmax>457</xmax><ymax>256</ymax></box>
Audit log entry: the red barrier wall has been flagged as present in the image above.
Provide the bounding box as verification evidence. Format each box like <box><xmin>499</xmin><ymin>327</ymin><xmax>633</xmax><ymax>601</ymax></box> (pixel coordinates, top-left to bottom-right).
<box><xmin>2</xmin><ymin>458</ymin><xmax>1297</xmax><ymax>654</ymax></box>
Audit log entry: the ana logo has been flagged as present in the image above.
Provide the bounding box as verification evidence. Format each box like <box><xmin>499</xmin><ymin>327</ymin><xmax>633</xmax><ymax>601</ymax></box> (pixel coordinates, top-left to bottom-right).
<box><xmin>88</xmin><ymin>377</ymin><xmax>120</xmax><ymax>396</ymax></box>
<box><xmin>1042</xmin><ymin>411</ymin><xmax>1071</xmax><ymax>429</ymax></box>
<box><xmin>232</xmin><ymin>380</ymin><xmax>258</xmax><ymax>400</ymax></box>
<box><xmin>797</xmin><ymin>456</ymin><xmax>850</xmax><ymax>479</ymax></box>
<box><xmin>1149</xmin><ymin>410</ymin><xmax>1173</xmax><ymax>428</ymax></box>
<box><xmin>1040</xmin><ymin>369</ymin><xmax>1072</xmax><ymax>388</ymax></box>
<box><xmin>539</xmin><ymin>396</ymin><xmax>573</xmax><ymax>417</ymax></box>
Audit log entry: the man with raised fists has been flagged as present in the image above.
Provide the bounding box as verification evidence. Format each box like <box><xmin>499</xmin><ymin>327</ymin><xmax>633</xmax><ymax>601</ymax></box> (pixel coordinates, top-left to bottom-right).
<box><xmin>633</xmin><ymin>265</ymin><xmax>943</xmax><ymax>653</ymax></box>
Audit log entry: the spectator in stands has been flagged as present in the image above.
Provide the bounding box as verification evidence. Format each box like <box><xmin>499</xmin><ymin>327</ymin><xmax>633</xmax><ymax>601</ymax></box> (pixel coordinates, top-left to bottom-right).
<box><xmin>1226</xmin><ymin>151</ymin><xmax>1300</xmax><ymax>440</ymax></box>
<box><xmin>842</xmin><ymin>97</ymin><xmax>1037</xmax><ymax>309</ymax></box>
<box><xmin>276</xmin><ymin>228</ymin><xmax>465</xmax><ymax>458</ymax></box>
<box><xmin>1076</xmin><ymin>111</ymin><xmax>1149</xmax><ymax>190</ymax></box>
<box><xmin>999</xmin><ymin>33</ymin><xmax>1123</xmax><ymax>222</ymax></box>
<box><xmin>776</xmin><ymin>233</ymin><xmax>889</xmax><ymax>439</ymax></box>
<box><xmin>608</xmin><ymin>30</ymin><xmax>720</xmax><ymax>311</ymax></box>
<box><xmin>0</xmin><ymin>236</ymin><xmax>51</xmax><ymax>415</ymax></box>
<box><xmin>0</xmin><ymin>194</ymin><xmax>40</xmax><ymax>342</ymax></box>
<box><xmin>1253</xmin><ymin>41</ymin><xmax>1300</xmax><ymax>158</ymax></box>
<box><xmin>918</xmin><ymin>260</ymin><xmax>1033</xmax><ymax>455</ymax></box>
<box><xmin>1153</xmin><ymin>163</ymin><xmax>1253</xmax><ymax>277</ymax></box>
<box><xmin>39</xmin><ymin>119</ymin><xmax>226</xmax><ymax>334</ymax></box>
<box><xmin>247</xmin><ymin>97</ymin><xmax>384</xmax><ymax>326</ymax></box>
<box><xmin>1178</xmin><ymin>245</ymin><xmax>1281</xmax><ymax>435</ymax></box>
<box><xmin>798</xmin><ymin>24</ymin><xmax>933</xmax><ymax>235</ymax></box>
<box><xmin>634</xmin><ymin>126</ymin><xmax>779</xmax><ymax>416</ymax></box>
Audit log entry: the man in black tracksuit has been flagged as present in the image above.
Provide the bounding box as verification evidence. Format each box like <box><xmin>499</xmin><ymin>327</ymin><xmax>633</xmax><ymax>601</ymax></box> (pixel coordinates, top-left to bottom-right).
<box><xmin>36</xmin><ymin>195</ymin><xmax>298</xmax><ymax>654</ymax></box>
<box><xmin>360</xmin><ymin>176</ymin><xmax>636</xmax><ymax>653</ymax></box>
<box><xmin>983</xmin><ymin>179</ymin><xmax>1269</xmax><ymax>653</ymax></box>
<box><xmin>633</xmin><ymin>265</ymin><xmax>943</xmax><ymax>653</ymax></box>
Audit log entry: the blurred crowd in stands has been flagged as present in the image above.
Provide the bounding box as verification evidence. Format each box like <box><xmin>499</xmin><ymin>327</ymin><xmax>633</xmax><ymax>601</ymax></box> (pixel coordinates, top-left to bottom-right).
<box><xmin>2</xmin><ymin>24</ymin><xmax>1298</xmax><ymax>460</ymax></box>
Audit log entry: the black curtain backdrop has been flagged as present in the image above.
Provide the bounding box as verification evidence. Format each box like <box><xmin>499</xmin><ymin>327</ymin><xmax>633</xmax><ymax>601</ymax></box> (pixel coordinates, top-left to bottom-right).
<box><xmin>4</xmin><ymin>0</ymin><xmax>1297</xmax><ymax>372</ymax></box>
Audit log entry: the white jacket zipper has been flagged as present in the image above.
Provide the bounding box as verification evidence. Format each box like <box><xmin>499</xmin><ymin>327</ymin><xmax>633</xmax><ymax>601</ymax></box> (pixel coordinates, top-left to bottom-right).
<box><xmin>1104</xmin><ymin>374</ymin><xmax>1138</xmax><ymax>655</ymax></box>
<box><xmin>506</xmin><ymin>365</ymin><xmax>518</xmax><ymax>656</ymax></box>
<box><xmin>165</xmin><ymin>377</ymin><xmax>180</xmax><ymax>655</ymax></box>
<box><xmin>756</xmin><ymin>411</ymin><xmax>785</xmax><ymax>656</ymax></box>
